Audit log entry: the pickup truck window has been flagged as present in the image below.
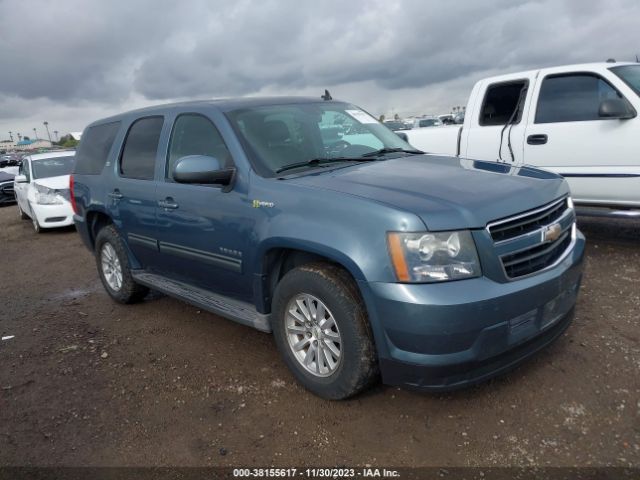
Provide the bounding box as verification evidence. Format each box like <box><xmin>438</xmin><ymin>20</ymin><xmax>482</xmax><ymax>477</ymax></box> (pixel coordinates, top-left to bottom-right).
<box><xmin>610</xmin><ymin>65</ymin><xmax>640</xmax><ymax>96</ymax></box>
<box><xmin>119</xmin><ymin>116</ymin><xmax>164</xmax><ymax>180</ymax></box>
<box><xmin>479</xmin><ymin>80</ymin><xmax>527</xmax><ymax>126</ymax></box>
<box><xmin>167</xmin><ymin>114</ymin><xmax>232</xmax><ymax>180</ymax></box>
<box><xmin>226</xmin><ymin>103</ymin><xmax>409</xmax><ymax>177</ymax></box>
<box><xmin>535</xmin><ymin>74</ymin><xmax>621</xmax><ymax>123</ymax></box>
<box><xmin>74</xmin><ymin>121</ymin><xmax>120</xmax><ymax>175</ymax></box>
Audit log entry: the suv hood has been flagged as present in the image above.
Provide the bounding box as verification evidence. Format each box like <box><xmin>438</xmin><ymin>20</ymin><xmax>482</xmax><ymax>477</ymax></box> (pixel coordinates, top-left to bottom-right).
<box><xmin>288</xmin><ymin>155</ymin><xmax>568</xmax><ymax>230</ymax></box>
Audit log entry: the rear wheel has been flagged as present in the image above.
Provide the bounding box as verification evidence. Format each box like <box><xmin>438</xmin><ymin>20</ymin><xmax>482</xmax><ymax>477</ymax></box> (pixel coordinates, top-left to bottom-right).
<box><xmin>95</xmin><ymin>225</ymin><xmax>149</xmax><ymax>304</ymax></box>
<box><xmin>271</xmin><ymin>263</ymin><xmax>378</xmax><ymax>400</ymax></box>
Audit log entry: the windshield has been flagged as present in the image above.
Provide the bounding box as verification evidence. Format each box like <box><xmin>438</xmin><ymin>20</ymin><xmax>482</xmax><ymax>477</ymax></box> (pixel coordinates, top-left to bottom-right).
<box><xmin>31</xmin><ymin>155</ymin><xmax>75</xmax><ymax>179</ymax></box>
<box><xmin>225</xmin><ymin>102</ymin><xmax>416</xmax><ymax>177</ymax></box>
<box><xmin>611</xmin><ymin>65</ymin><xmax>640</xmax><ymax>96</ymax></box>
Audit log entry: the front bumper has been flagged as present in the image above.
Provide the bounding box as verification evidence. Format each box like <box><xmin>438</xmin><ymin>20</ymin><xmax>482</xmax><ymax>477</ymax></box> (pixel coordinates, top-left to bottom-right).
<box><xmin>360</xmin><ymin>229</ymin><xmax>585</xmax><ymax>391</ymax></box>
<box><xmin>32</xmin><ymin>201</ymin><xmax>74</xmax><ymax>228</ymax></box>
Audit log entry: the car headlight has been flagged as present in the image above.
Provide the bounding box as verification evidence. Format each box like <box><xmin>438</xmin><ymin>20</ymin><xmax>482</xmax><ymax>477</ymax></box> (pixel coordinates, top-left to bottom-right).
<box><xmin>387</xmin><ymin>230</ymin><xmax>481</xmax><ymax>283</ymax></box>
<box><xmin>34</xmin><ymin>184</ymin><xmax>64</xmax><ymax>205</ymax></box>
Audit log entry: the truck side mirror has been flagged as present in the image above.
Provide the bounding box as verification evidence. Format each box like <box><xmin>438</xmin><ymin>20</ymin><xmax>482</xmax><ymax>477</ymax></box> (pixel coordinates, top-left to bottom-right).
<box><xmin>172</xmin><ymin>155</ymin><xmax>235</xmax><ymax>185</ymax></box>
<box><xmin>14</xmin><ymin>174</ymin><xmax>27</xmax><ymax>183</ymax></box>
<box><xmin>598</xmin><ymin>98</ymin><xmax>636</xmax><ymax>119</ymax></box>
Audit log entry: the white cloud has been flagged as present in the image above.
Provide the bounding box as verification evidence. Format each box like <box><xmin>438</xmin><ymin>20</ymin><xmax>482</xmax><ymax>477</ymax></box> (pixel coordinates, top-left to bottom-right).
<box><xmin>1</xmin><ymin>0</ymin><xmax>638</xmax><ymax>138</ymax></box>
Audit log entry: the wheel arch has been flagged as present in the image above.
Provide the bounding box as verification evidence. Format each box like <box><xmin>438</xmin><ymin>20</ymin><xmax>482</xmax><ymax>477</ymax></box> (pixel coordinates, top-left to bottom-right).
<box><xmin>253</xmin><ymin>239</ymin><xmax>366</xmax><ymax>315</ymax></box>
<box><xmin>85</xmin><ymin>208</ymin><xmax>143</xmax><ymax>270</ymax></box>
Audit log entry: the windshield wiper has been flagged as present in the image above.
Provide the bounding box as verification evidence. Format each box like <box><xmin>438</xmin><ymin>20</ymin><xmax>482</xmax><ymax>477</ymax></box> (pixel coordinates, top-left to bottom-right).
<box><xmin>275</xmin><ymin>157</ymin><xmax>374</xmax><ymax>174</ymax></box>
<box><xmin>360</xmin><ymin>147</ymin><xmax>424</xmax><ymax>157</ymax></box>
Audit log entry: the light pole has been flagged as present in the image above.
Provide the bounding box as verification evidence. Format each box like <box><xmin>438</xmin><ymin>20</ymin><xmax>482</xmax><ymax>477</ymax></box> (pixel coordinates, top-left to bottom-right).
<box><xmin>33</xmin><ymin>127</ymin><xmax>38</xmax><ymax>140</ymax></box>
<box><xmin>54</xmin><ymin>130</ymin><xmax>59</xmax><ymax>142</ymax></box>
<box><xmin>17</xmin><ymin>133</ymin><xmax>22</xmax><ymax>141</ymax></box>
<box><xmin>43</xmin><ymin>121</ymin><xmax>52</xmax><ymax>143</ymax></box>
<box><xmin>8</xmin><ymin>131</ymin><xmax>13</xmax><ymax>142</ymax></box>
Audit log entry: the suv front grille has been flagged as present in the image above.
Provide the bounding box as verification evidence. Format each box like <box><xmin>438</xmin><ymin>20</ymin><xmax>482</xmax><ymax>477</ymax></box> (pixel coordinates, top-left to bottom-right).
<box><xmin>488</xmin><ymin>198</ymin><xmax>567</xmax><ymax>242</ymax></box>
<box><xmin>501</xmin><ymin>231</ymin><xmax>572</xmax><ymax>278</ymax></box>
<box><xmin>488</xmin><ymin>197</ymin><xmax>575</xmax><ymax>280</ymax></box>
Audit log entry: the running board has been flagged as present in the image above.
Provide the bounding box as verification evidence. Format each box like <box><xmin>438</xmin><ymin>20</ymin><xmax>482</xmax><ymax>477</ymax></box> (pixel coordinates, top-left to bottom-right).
<box><xmin>576</xmin><ymin>206</ymin><xmax>640</xmax><ymax>219</ymax></box>
<box><xmin>131</xmin><ymin>271</ymin><xmax>271</xmax><ymax>333</ymax></box>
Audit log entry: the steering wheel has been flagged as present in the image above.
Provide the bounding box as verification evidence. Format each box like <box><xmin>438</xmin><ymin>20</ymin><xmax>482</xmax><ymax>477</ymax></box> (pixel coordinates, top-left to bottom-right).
<box><xmin>326</xmin><ymin>140</ymin><xmax>351</xmax><ymax>157</ymax></box>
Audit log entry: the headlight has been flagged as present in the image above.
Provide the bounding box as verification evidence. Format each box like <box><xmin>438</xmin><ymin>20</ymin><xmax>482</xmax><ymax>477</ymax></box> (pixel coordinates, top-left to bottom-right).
<box><xmin>387</xmin><ymin>230</ymin><xmax>481</xmax><ymax>283</ymax></box>
<box><xmin>34</xmin><ymin>184</ymin><xmax>64</xmax><ymax>205</ymax></box>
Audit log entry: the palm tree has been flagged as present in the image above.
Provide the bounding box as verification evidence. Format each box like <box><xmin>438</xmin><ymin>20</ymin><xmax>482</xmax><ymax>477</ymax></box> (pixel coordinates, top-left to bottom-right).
<box><xmin>43</xmin><ymin>121</ymin><xmax>52</xmax><ymax>143</ymax></box>
<box><xmin>53</xmin><ymin>130</ymin><xmax>59</xmax><ymax>142</ymax></box>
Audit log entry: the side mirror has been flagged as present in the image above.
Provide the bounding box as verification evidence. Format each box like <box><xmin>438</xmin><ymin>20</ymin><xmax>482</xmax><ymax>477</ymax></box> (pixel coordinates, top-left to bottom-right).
<box><xmin>598</xmin><ymin>98</ymin><xmax>635</xmax><ymax>119</ymax></box>
<box><xmin>172</xmin><ymin>155</ymin><xmax>235</xmax><ymax>185</ymax></box>
<box><xmin>14</xmin><ymin>174</ymin><xmax>27</xmax><ymax>183</ymax></box>
<box><xmin>395</xmin><ymin>132</ymin><xmax>409</xmax><ymax>141</ymax></box>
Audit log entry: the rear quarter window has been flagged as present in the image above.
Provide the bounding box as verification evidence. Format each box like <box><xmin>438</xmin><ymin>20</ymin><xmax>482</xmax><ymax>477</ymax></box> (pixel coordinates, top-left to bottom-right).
<box><xmin>73</xmin><ymin>121</ymin><xmax>121</xmax><ymax>175</ymax></box>
<box><xmin>119</xmin><ymin>116</ymin><xmax>164</xmax><ymax>180</ymax></box>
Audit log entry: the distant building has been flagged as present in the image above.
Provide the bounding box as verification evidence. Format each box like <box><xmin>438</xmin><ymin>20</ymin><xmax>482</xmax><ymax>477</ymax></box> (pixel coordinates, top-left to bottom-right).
<box><xmin>0</xmin><ymin>139</ymin><xmax>17</xmax><ymax>151</ymax></box>
<box><xmin>15</xmin><ymin>138</ymin><xmax>53</xmax><ymax>151</ymax></box>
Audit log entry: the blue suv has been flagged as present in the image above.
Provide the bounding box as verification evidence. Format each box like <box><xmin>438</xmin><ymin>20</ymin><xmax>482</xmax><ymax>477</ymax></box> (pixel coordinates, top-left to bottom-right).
<box><xmin>72</xmin><ymin>97</ymin><xmax>585</xmax><ymax>399</ymax></box>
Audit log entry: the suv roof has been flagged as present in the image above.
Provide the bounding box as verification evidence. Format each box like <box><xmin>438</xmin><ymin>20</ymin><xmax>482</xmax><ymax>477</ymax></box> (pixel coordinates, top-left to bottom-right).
<box><xmin>88</xmin><ymin>96</ymin><xmax>345</xmax><ymax>128</ymax></box>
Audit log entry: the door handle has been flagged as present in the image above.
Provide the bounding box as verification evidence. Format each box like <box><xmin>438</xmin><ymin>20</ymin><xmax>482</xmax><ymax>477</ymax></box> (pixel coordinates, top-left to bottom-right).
<box><xmin>158</xmin><ymin>198</ymin><xmax>179</xmax><ymax>210</ymax></box>
<box><xmin>527</xmin><ymin>134</ymin><xmax>548</xmax><ymax>145</ymax></box>
<box><xmin>108</xmin><ymin>190</ymin><xmax>123</xmax><ymax>200</ymax></box>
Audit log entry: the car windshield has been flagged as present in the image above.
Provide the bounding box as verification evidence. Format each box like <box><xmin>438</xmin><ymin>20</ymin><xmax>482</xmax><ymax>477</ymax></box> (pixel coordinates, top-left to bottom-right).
<box><xmin>225</xmin><ymin>102</ymin><xmax>416</xmax><ymax>177</ymax></box>
<box><xmin>31</xmin><ymin>155</ymin><xmax>75</xmax><ymax>179</ymax></box>
<box><xmin>611</xmin><ymin>65</ymin><xmax>640</xmax><ymax>96</ymax></box>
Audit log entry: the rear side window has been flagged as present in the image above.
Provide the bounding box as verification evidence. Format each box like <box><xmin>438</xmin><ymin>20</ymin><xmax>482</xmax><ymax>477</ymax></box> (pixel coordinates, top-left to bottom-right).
<box><xmin>73</xmin><ymin>122</ymin><xmax>120</xmax><ymax>175</ymax></box>
<box><xmin>535</xmin><ymin>74</ymin><xmax>621</xmax><ymax>123</ymax></box>
<box><xmin>480</xmin><ymin>80</ymin><xmax>528</xmax><ymax>126</ymax></box>
<box><xmin>120</xmin><ymin>116</ymin><xmax>164</xmax><ymax>180</ymax></box>
<box><xmin>167</xmin><ymin>114</ymin><xmax>232</xmax><ymax>180</ymax></box>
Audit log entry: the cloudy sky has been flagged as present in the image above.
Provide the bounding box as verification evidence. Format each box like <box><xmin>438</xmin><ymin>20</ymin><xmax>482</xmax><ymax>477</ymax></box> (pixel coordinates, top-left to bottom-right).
<box><xmin>1</xmin><ymin>0</ymin><xmax>638</xmax><ymax>140</ymax></box>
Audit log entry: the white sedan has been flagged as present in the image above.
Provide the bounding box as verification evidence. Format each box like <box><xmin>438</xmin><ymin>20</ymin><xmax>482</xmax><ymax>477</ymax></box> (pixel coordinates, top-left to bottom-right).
<box><xmin>14</xmin><ymin>151</ymin><xmax>76</xmax><ymax>233</ymax></box>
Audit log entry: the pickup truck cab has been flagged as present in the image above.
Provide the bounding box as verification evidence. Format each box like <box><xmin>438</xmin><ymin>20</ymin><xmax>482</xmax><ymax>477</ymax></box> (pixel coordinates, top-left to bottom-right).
<box><xmin>404</xmin><ymin>62</ymin><xmax>640</xmax><ymax>217</ymax></box>
<box><xmin>72</xmin><ymin>97</ymin><xmax>585</xmax><ymax>399</ymax></box>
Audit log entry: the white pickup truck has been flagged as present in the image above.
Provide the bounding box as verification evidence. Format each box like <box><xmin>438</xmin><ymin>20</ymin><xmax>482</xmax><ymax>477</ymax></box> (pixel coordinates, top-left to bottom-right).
<box><xmin>403</xmin><ymin>62</ymin><xmax>640</xmax><ymax>217</ymax></box>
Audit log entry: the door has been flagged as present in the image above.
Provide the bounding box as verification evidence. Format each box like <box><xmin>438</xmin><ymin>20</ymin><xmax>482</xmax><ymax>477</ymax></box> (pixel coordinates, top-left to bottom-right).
<box><xmin>464</xmin><ymin>77</ymin><xmax>533</xmax><ymax>164</ymax></box>
<box><xmin>14</xmin><ymin>157</ymin><xmax>31</xmax><ymax>212</ymax></box>
<box><xmin>154</xmin><ymin>113</ymin><xmax>253</xmax><ymax>302</ymax></box>
<box><xmin>110</xmin><ymin>116</ymin><xmax>164</xmax><ymax>269</ymax></box>
<box><xmin>523</xmin><ymin>72</ymin><xmax>640</xmax><ymax>206</ymax></box>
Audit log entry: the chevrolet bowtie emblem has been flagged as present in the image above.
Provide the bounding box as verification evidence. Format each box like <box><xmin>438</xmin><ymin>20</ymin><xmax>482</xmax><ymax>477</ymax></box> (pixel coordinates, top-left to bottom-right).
<box><xmin>542</xmin><ymin>223</ymin><xmax>562</xmax><ymax>243</ymax></box>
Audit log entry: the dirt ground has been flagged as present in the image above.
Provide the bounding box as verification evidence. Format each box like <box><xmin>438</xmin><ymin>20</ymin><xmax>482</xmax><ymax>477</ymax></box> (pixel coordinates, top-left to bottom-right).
<box><xmin>0</xmin><ymin>204</ymin><xmax>638</xmax><ymax>468</ymax></box>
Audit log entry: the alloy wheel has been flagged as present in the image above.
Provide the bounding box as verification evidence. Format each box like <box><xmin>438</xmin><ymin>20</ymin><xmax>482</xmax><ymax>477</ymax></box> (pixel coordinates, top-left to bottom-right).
<box><xmin>285</xmin><ymin>293</ymin><xmax>342</xmax><ymax>377</ymax></box>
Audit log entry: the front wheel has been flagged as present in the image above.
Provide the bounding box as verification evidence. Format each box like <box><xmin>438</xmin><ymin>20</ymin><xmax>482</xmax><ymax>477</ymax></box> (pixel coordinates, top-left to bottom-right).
<box><xmin>17</xmin><ymin>202</ymin><xmax>28</xmax><ymax>220</ymax></box>
<box><xmin>271</xmin><ymin>263</ymin><xmax>378</xmax><ymax>400</ymax></box>
<box><xmin>28</xmin><ymin>203</ymin><xmax>42</xmax><ymax>233</ymax></box>
<box><xmin>95</xmin><ymin>225</ymin><xmax>149</xmax><ymax>304</ymax></box>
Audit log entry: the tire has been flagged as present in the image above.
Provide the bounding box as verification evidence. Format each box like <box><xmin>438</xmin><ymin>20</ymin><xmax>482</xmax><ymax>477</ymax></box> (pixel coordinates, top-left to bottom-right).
<box><xmin>17</xmin><ymin>202</ymin><xmax>28</xmax><ymax>220</ymax></box>
<box><xmin>271</xmin><ymin>263</ymin><xmax>378</xmax><ymax>400</ymax></box>
<box><xmin>28</xmin><ymin>203</ymin><xmax>42</xmax><ymax>233</ymax></box>
<box><xmin>94</xmin><ymin>225</ymin><xmax>149</xmax><ymax>304</ymax></box>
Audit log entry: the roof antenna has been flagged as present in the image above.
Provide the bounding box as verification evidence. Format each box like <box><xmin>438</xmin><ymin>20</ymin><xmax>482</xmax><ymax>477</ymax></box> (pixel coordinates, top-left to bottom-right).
<box><xmin>321</xmin><ymin>89</ymin><xmax>332</xmax><ymax>101</ymax></box>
